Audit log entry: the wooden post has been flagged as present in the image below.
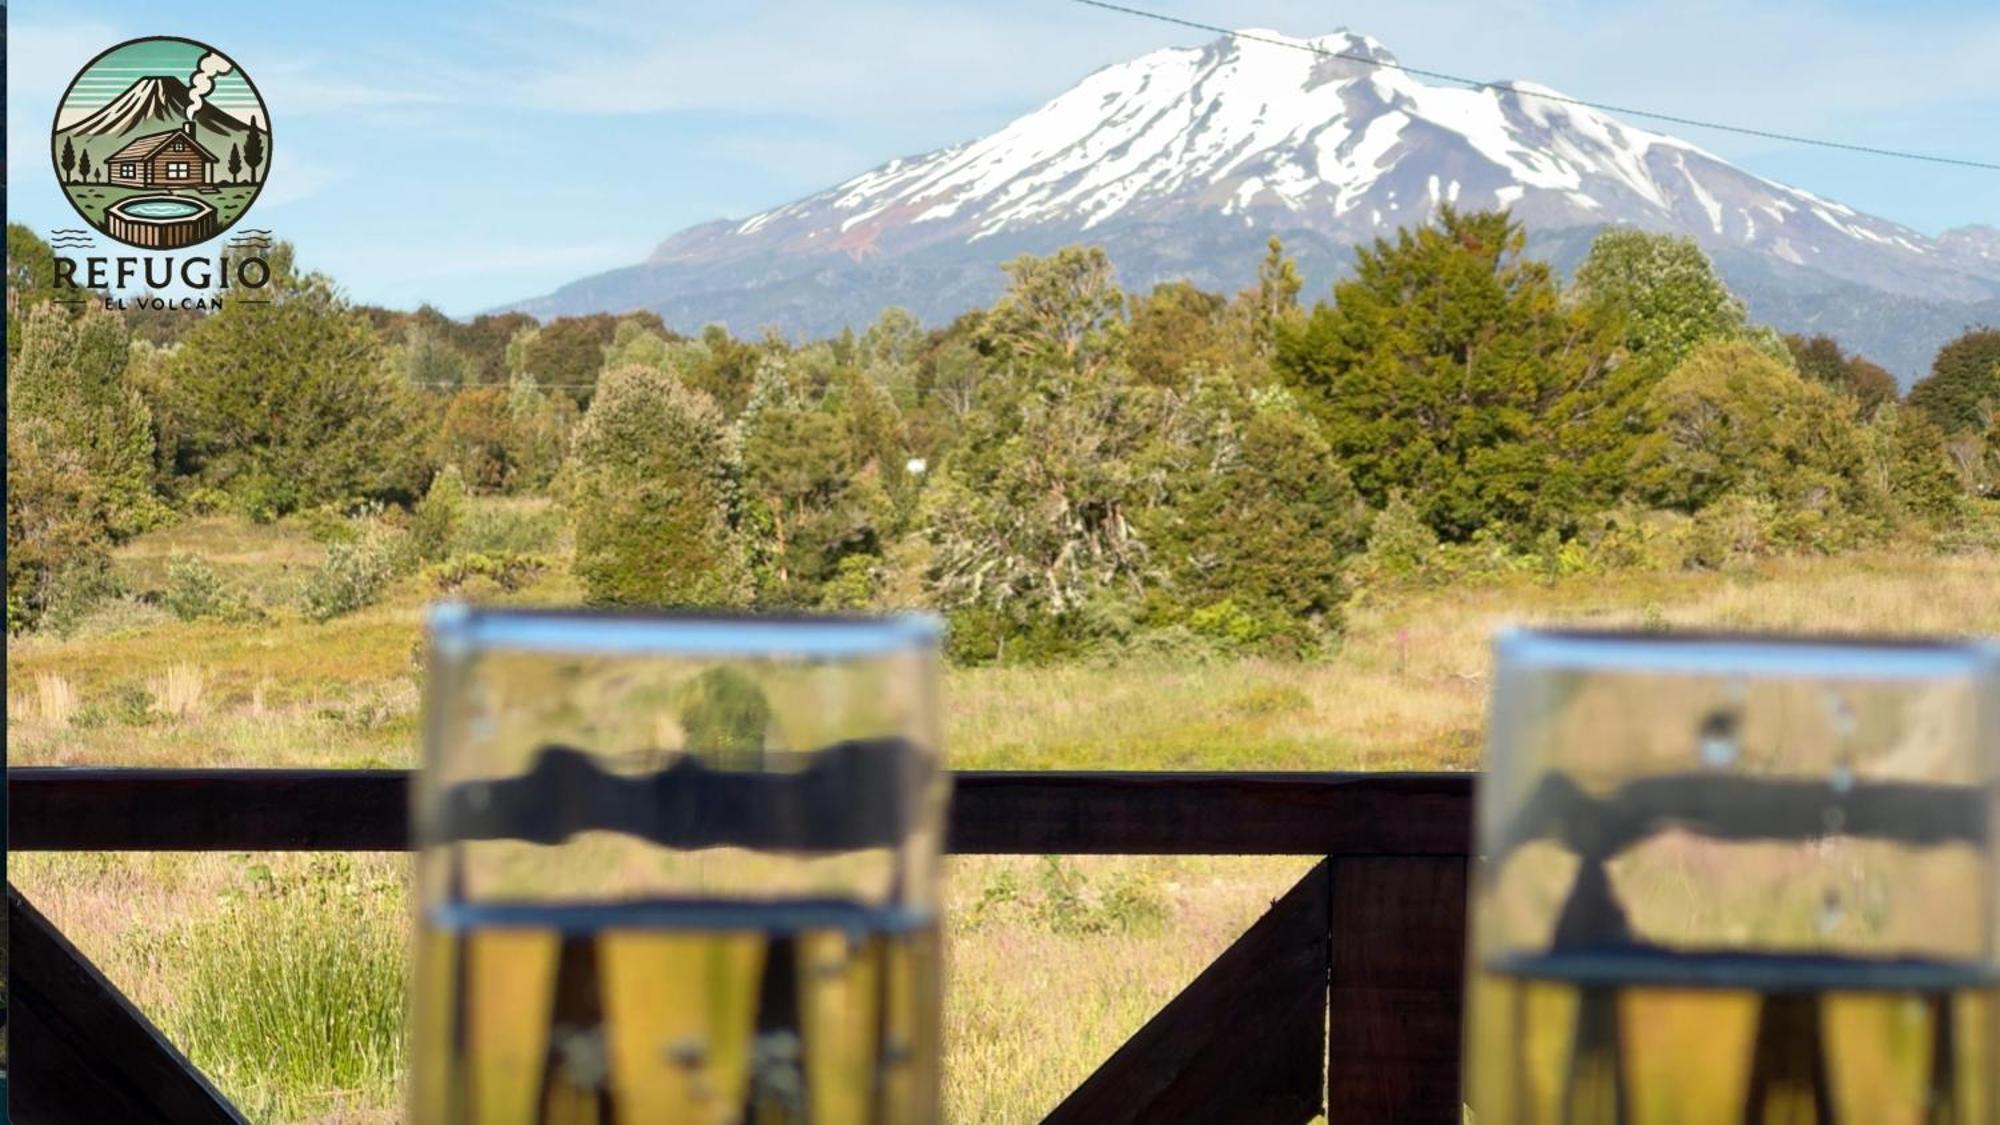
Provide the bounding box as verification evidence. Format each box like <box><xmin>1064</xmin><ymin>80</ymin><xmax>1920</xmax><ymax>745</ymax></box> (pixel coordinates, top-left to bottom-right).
<box><xmin>1043</xmin><ymin>861</ymin><xmax>1331</xmax><ymax>1125</ymax></box>
<box><xmin>1327</xmin><ymin>855</ymin><xmax>1468</xmax><ymax>1123</ymax></box>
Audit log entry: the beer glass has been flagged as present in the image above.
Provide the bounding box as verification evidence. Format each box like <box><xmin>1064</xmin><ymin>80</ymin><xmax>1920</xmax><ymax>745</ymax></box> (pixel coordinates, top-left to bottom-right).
<box><xmin>1464</xmin><ymin>630</ymin><xmax>2000</xmax><ymax>1124</ymax></box>
<box><xmin>411</xmin><ymin>606</ymin><xmax>946</xmax><ymax>1124</ymax></box>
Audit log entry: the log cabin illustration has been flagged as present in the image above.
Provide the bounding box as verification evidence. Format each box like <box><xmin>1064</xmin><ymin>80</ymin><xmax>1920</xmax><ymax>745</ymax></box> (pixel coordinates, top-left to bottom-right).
<box><xmin>104</xmin><ymin>124</ymin><xmax>218</xmax><ymax>189</ymax></box>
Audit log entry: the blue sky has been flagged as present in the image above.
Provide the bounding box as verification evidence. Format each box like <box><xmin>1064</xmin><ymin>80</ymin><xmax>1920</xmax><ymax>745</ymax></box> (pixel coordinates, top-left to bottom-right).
<box><xmin>8</xmin><ymin>0</ymin><xmax>1996</xmax><ymax>316</ymax></box>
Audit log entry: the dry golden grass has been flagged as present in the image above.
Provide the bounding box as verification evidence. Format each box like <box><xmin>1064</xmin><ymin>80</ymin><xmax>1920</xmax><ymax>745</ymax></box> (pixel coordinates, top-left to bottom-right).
<box><xmin>8</xmin><ymin>516</ymin><xmax>1999</xmax><ymax>1123</ymax></box>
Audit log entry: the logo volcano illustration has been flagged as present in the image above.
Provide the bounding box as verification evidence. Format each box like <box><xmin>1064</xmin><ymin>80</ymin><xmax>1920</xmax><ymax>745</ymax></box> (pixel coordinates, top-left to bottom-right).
<box><xmin>51</xmin><ymin>36</ymin><xmax>272</xmax><ymax>251</ymax></box>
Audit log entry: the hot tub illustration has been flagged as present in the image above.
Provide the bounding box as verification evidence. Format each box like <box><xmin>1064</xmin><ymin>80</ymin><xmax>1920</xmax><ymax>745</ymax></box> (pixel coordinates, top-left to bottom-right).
<box><xmin>103</xmin><ymin>195</ymin><xmax>218</xmax><ymax>250</ymax></box>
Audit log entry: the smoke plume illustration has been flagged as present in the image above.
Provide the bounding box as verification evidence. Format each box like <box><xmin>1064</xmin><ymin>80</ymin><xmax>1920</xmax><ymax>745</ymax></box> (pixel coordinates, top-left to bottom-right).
<box><xmin>185</xmin><ymin>51</ymin><xmax>233</xmax><ymax>119</ymax></box>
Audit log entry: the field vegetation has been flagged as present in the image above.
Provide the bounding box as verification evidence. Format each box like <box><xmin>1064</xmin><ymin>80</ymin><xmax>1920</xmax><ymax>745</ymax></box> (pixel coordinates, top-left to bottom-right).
<box><xmin>8</xmin><ymin>209</ymin><xmax>2000</xmax><ymax>1120</ymax></box>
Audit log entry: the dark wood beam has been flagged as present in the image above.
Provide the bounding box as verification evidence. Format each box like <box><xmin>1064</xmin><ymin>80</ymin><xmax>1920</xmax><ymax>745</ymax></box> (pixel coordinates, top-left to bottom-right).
<box><xmin>7</xmin><ymin>768</ymin><xmax>1474</xmax><ymax>857</ymax></box>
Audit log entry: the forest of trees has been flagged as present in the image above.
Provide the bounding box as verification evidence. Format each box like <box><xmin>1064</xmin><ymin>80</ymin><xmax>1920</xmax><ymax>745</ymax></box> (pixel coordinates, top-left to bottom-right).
<box><xmin>8</xmin><ymin>210</ymin><xmax>1999</xmax><ymax>661</ymax></box>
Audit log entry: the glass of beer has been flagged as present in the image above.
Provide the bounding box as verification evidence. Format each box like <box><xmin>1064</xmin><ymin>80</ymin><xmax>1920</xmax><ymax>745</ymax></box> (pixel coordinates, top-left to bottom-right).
<box><xmin>1464</xmin><ymin>630</ymin><xmax>2000</xmax><ymax>1125</ymax></box>
<box><xmin>411</xmin><ymin>606</ymin><xmax>947</xmax><ymax>1125</ymax></box>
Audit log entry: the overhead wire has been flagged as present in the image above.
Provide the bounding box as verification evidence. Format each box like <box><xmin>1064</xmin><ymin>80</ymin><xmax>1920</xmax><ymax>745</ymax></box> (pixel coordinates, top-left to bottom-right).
<box><xmin>1069</xmin><ymin>0</ymin><xmax>2000</xmax><ymax>172</ymax></box>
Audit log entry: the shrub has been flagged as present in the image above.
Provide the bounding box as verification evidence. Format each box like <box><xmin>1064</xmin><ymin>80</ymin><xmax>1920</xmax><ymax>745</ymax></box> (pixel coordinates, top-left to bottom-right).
<box><xmin>817</xmin><ymin>553</ymin><xmax>882</xmax><ymax>610</ymax></box>
<box><xmin>181</xmin><ymin>486</ymin><xmax>233</xmax><ymax>516</ymax></box>
<box><xmin>569</xmin><ymin>365</ymin><xmax>749</xmax><ymax>607</ymax></box>
<box><xmin>1687</xmin><ymin>494</ymin><xmax>1778</xmax><ymax>570</ymax></box>
<box><xmin>409</xmin><ymin>466</ymin><xmax>468</xmax><ymax>565</ymax></box>
<box><xmin>162</xmin><ymin>552</ymin><xmax>235</xmax><ymax>621</ymax></box>
<box><xmin>109</xmin><ymin>681</ymin><xmax>157</xmax><ymax>726</ymax></box>
<box><xmin>299</xmin><ymin>532</ymin><xmax>395</xmax><ymax>622</ymax></box>
<box><xmin>1353</xmin><ymin>490</ymin><xmax>1438</xmax><ymax>582</ymax></box>
<box><xmin>38</xmin><ymin>557</ymin><xmax>126</xmax><ymax>638</ymax></box>
<box><xmin>422</xmin><ymin>552</ymin><xmax>547</xmax><ymax>595</ymax></box>
<box><xmin>1186</xmin><ymin>599</ymin><xmax>1279</xmax><ymax>653</ymax></box>
<box><xmin>1032</xmin><ymin>857</ymin><xmax>1167</xmax><ymax>937</ymax></box>
<box><xmin>295</xmin><ymin>502</ymin><xmax>362</xmax><ymax>545</ymax></box>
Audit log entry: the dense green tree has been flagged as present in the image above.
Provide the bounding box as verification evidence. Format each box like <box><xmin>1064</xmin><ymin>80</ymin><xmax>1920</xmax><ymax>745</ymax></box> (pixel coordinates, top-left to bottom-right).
<box><xmin>1867</xmin><ymin>405</ymin><xmax>1963</xmax><ymax>523</ymax></box>
<box><xmin>5</xmin><ymin>303</ymin><xmax>160</xmax><ymax>628</ymax></box>
<box><xmin>61</xmin><ymin>138</ymin><xmax>77</xmax><ymax>182</ymax></box>
<box><xmin>987</xmin><ymin>247</ymin><xmax>1126</xmax><ymax>375</ymax></box>
<box><xmin>243</xmin><ymin>128</ymin><xmax>263</xmax><ymax>181</ymax></box>
<box><xmin>920</xmin><ymin>357</ymin><xmax>1155</xmax><ymax>628</ymax></box>
<box><xmin>1141</xmin><ymin>382</ymin><xmax>1368</xmax><ymax>649</ymax></box>
<box><xmin>1572</xmin><ymin>229</ymin><xmax>1747</xmax><ymax>378</ymax></box>
<box><xmin>1632</xmin><ymin>340</ymin><xmax>1874</xmax><ymax>520</ymax></box>
<box><xmin>1784</xmin><ymin>333</ymin><xmax>1898</xmax><ymax>419</ymax></box>
<box><xmin>8</xmin><ymin>302</ymin><xmax>158</xmax><ymax>539</ymax></box>
<box><xmin>1908</xmin><ymin>328</ymin><xmax>2000</xmax><ymax>435</ymax></box>
<box><xmin>569</xmin><ymin>364</ymin><xmax>749</xmax><ymax>606</ymax></box>
<box><xmin>860</xmin><ymin>306</ymin><xmax>925</xmax><ymax>406</ymax></box>
<box><xmin>1276</xmin><ymin>208</ymin><xmax>1618</xmax><ymax>540</ymax></box>
<box><xmin>1127</xmin><ymin>280</ymin><xmax>1249</xmax><ymax>387</ymax></box>
<box><xmin>162</xmin><ymin>270</ymin><xmax>423</xmax><ymax>516</ymax></box>
<box><xmin>737</xmin><ymin>361</ymin><xmax>896</xmax><ymax>606</ymax></box>
<box><xmin>519</xmin><ymin>315</ymin><xmax>616</xmax><ymax>406</ymax></box>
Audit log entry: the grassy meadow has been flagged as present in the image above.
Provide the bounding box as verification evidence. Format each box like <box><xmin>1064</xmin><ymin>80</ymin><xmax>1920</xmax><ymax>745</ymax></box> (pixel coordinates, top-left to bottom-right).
<box><xmin>10</xmin><ymin>505</ymin><xmax>2000</xmax><ymax>1122</ymax></box>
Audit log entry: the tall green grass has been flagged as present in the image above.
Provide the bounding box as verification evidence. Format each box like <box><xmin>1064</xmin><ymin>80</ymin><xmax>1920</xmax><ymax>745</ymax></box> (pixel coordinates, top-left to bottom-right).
<box><xmin>160</xmin><ymin>857</ymin><xmax>407</xmax><ymax>1121</ymax></box>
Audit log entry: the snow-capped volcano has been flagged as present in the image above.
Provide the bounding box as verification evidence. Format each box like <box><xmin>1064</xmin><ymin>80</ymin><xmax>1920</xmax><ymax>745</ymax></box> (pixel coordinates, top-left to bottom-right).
<box><xmin>512</xmin><ymin>29</ymin><xmax>2000</xmax><ymax>380</ymax></box>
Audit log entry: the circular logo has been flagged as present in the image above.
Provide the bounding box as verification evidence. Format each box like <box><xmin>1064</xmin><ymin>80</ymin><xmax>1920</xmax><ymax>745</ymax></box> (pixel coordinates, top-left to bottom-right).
<box><xmin>51</xmin><ymin>36</ymin><xmax>271</xmax><ymax>251</ymax></box>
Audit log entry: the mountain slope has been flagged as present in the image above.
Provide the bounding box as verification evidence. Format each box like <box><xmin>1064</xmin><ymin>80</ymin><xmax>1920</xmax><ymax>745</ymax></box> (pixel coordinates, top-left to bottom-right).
<box><xmin>510</xmin><ymin>29</ymin><xmax>2000</xmax><ymax>382</ymax></box>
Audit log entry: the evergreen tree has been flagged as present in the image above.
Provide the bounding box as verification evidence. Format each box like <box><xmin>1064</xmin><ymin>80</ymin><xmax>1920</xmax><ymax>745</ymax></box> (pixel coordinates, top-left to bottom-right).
<box><xmin>1275</xmin><ymin>207</ymin><xmax>1616</xmax><ymax>540</ymax></box>
<box><xmin>162</xmin><ymin>267</ymin><xmax>421</xmax><ymax>516</ymax></box>
<box><xmin>1141</xmin><ymin>381</ymin><xmax>1369</xmax><ymax>650</ymax></box>
<box><xmin>77</xmin><ymin>150</ymin><xmax>92</xmax><ymax>182</ymax></box>
<box><xmin>228</xmin><ymin>143</ymin><xmax>242</xmax><ymax>182</ymax></box>
<box><xmin>1908</xmin><ymin>328</ymin><xmax>2000</xmax><ymax>435</ymax></box>
<box><xmin>243</xmin><ymin>126</ymin><xmax>264</xmax><ymax>182</ymax></box>
<box><xmin>1251</xmin><ymin>235</ymin><xmax>1303</xmax><ymax>354</ymax></box>
<box><xmin>61</xmin><ymin>137</ymin><xmax>77</xmax><ymax>182</ymax></box>
<box><xmin>569</xmin><ymin>364</ymin><xmax>749</xmax><ymax>607</ymax></box>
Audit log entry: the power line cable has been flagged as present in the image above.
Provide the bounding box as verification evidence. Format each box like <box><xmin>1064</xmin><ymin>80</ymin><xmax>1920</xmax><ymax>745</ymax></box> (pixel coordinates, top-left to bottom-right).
<box><xmin>1069</xmin><ymin>0</ymin><xmax>2000</xmax><ymax>172</ymax></box>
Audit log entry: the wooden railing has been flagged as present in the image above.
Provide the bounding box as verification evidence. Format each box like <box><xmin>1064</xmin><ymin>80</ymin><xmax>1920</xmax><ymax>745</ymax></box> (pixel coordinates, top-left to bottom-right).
<box><xmin>7</xmin><ymin>768</ymin><xmax>1476</xmax><ymax>1124</ymax></box>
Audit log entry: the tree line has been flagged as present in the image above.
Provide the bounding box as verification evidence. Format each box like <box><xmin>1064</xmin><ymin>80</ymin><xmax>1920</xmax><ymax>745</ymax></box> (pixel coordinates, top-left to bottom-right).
<box><xmin>7</xmin><ymin>212</ymin><xmax>1998</xmax><ymax>660</ymax></box>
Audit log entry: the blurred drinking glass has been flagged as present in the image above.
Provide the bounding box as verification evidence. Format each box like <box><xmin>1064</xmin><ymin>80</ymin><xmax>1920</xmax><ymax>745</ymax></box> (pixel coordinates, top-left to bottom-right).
<box><xmin>411</xmin><ymin>606</ymin><xmax>946</xmax><ymax>1124</ymax></box>
<box><xmin>1464</xmin><ymin>630</ymin><xmax>2000</xmax><ymax>1124</ymax></box>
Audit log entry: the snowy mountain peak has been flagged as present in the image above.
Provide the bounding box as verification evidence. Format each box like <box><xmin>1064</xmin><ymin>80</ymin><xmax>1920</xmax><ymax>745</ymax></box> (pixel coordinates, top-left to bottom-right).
<box><xmin>520</xmin><ymin>28</ymin><xmax>2000</xmax><ymax>381</ymax></box>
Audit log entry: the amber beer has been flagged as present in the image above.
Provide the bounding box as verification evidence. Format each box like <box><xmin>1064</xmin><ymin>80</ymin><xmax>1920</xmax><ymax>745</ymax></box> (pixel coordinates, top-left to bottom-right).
<box><xmin>1469</xmin><ymin>952</ymin><xmax>1997</xmax><ymax>1123</ymax></box>
<box><xmin>1462</xmin><ymin>632</ymin><xmax>2000</xmax><ymax>1125</ymax></box>
<box><xmin>411</xmin><ymin>901</ymin><xmax>940</xmax><ymax>1124</ymax></box>
<box><xmin>414</xmin><ymin>608</ymin><xmax>948</xmax><ymax>1125</ymax></box>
